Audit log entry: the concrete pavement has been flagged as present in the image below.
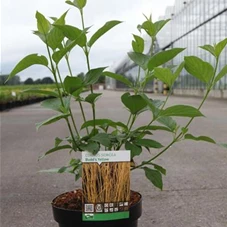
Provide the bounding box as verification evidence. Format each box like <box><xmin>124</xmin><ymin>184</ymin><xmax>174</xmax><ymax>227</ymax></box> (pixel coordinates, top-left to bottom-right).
<box><xmin>1</xmin><ymin>91</ymin><xmax>227</xmax><ymax>227</ymax></box>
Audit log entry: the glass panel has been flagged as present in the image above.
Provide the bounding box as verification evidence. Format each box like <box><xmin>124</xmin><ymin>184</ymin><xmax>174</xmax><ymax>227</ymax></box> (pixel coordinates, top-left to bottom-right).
<box><xmin>113</xmin><ymin>0</ymin><xmax>227</xmax><ymax>90</ymax></box>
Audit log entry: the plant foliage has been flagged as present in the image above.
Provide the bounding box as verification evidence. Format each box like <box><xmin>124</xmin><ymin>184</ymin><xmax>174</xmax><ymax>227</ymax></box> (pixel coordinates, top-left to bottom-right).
<box><xmin>8</xmin><ymin>1</ymin><xmax>227</xmax><ymax>190</ymax></box>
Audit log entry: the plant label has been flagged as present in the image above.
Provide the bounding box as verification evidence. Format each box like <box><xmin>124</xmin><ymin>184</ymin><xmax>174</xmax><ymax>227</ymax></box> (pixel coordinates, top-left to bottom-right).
<box><xmin>82</xmin><ymin>150</ymin><xmax>131</xmax><ymax>221</ymax></box>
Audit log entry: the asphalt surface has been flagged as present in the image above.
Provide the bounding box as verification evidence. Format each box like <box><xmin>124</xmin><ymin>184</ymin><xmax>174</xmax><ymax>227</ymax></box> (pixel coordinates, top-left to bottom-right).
<box><xmin>1</xmin><ymin>91</ymin><xmax>227</xmax><ymax>227</ymax></box>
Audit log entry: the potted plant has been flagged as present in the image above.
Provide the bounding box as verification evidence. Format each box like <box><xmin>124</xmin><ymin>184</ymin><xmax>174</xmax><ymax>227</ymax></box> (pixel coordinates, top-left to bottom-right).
<box><xmin>7</xmin><ymin>0</ymin><xmax>227</xmax><ymax>226</ymax></box>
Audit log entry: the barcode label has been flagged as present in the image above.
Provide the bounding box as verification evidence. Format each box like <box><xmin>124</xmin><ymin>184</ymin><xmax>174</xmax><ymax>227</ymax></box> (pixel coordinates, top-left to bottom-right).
<box><xmin>85</xmin><ymin>204</ymin><xmax>94</xmax><ymax>213</ymax></box>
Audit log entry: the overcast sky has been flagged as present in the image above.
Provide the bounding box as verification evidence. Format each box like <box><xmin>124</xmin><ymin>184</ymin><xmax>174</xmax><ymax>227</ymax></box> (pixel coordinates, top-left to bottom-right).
<box><xmin>1</xmin><ymin>0</ymin><xmax>175</xmax><ymax>81</ymax></box>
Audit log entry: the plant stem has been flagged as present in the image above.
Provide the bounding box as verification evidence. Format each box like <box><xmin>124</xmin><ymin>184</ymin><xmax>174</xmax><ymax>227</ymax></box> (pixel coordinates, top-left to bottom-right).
<box><xmin>45</xmin><ymin>44</ymin><xmax>78</xmax><ymax>145</ymax></box>
<box><xmin>69</xmin><ymin>108</ymin><xmax>80</xmax><ymax>137</ymax></box>
<box><xmin>65</xmin><ymin>55</ymin><xmax>73</xmax><ymax>77</ymax></box>
<box><xmin>132</xmin><ymin>58</ymin><xmax>220</xmax><ymax>171</ymax></box>
<box><xmin>149</xmin><ymin>37</ymin><xmax>155</xmax><ymax>56</ymax></box>
<box><xmin>142</xmin><ymin>37</ymin><xmax>156</xmax><ymax>91</ymax></box>
<box><xmin>79</xmin><ymin>101</ymin><xmax>89</xmax><ymax>133</ymax></box>
<box><xmin>46</xmin><ymin>46</ymin><xmax>63</xmax><ymax>105</ymax></box>
<box><xmin>119</xmin><ymin>37</ymin><xmax>157</xmax><ymax>150</ymax></box>
<box><xmin>116</xmin><ymin>115</ymin><xmax>137</xmax><ymax>150</ymax></box>
<box><xmin>128</xmin><ymin>115</ymin><xmax>137</xmax><ymax>131</ymax></box>
<box><xmin>56</xmin><ymin>66</ymin><xmax>65</xmax><ymax>91</ymax></box>
<box><xmin>80</xmin><ymin>9</ymin><xmax>96</xmax><ymax>135</ymax></box>
<box><xmin>126</xmin><ymin>114</ymin><xmax>132</xmax><ymax>128</ymax></box>
<box><xmin>135</xmin><ymin>67</ymin><xmax>141</xmax><ymax>94</ymax></box>
<box><xmin>56</xmin><ymin>65</ymin><xmax>80</xmax><ymax>138</ymax></box>
<box><xmin>137</xmin><ymin>88</ymin><xmax>172</xmax><ymax>138</ymax></box>
<box><xmin>64</xmin><ymin>51</ymin><xmax>89</xmax><ymax>135</ymax></box>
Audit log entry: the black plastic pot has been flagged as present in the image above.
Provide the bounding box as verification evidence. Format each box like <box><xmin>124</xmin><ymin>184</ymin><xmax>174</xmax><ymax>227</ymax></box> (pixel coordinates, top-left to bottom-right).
<box><xmin>52</xmin><ymin>192</ymin><xmax>142</xmax><ymax>227</ymax></box>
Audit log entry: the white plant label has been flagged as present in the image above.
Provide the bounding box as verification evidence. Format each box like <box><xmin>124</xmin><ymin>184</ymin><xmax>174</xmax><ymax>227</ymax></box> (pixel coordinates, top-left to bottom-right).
<box><xmin>82</xmin><ymin>150</ymin><xmax>130</xmax><ymax>165</ymax></box>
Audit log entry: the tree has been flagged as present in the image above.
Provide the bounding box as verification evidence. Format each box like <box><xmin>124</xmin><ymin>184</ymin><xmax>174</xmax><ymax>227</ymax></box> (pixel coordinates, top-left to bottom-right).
<box><xmin>34</xmin><ymin>79</ymin><xmax>42</xmax><ymax>84</ymax></box>
<box><xmin>0</xmin><ymin>74</ymin><xmax>20</xmax><ymax>85</ymax></box>
<box><xmin>41</xmin><ymin>77</ymin><xmax>54</xmax><ymax>84</ymax></box>
<box><xmin>24</xmin><ymin>78</ymin><xmax>34</xmax><ymax>85</ymax></box>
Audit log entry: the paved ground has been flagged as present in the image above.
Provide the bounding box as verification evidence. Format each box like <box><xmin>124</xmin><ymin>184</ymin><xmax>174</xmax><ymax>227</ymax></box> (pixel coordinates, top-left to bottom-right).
<box><xmin>1</xmin><ymin>91</ymin><xmax>227</xmax><ymax>227</ymax></box>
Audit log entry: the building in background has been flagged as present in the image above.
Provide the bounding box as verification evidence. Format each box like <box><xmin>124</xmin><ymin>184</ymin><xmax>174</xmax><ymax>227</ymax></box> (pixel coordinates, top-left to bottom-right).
<box><xmin>106</xmin><ymin>0</ymin><xmax>227</xmax><ymax>98</ymax></box>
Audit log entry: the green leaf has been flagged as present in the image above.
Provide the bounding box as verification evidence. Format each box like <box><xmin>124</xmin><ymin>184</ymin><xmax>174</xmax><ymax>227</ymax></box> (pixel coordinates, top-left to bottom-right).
<box><xmin>214</xmin><ymin>38</ymin><xmax>227</xmax><ymax>57</ymax></box>
<box><xmin>64</xmin><ymin>76</ymin><xmax>84</xmax><ymax>94</ymax></box>
<box><xmin>154</xmin><ymin>63</ymin><xmax>184</xmax><ymax>87</ymax></box>
<box><xmin>144</xmin><ymin>162</ymin><xmax>166</xmax><ymax>175</ymax></box>
<box><xmin>199</xmin><ymin>45</ymin><xmax>216</xmax><ymax>57</ymax></box>
<box><xmin>135</xmin><ymin>125</ymin><xmax>172</xmax><ymax>132</ymax></box>
<box><xmin>141</xmin><ymin>20</ymin><xmax>155</xmax><ymax>37</ymax></box>
<box><xmin>132</xmin><ymin>34</ymin><xmax>144</xmax><ymax>53</ymax></box>
<box><xmin>152</xmin><ymin>164</ymin><xmax>166</xmax><ymax>175</ymax></box>
<box><xmin>65</xmin><ymin>1</ymin><xmax>76</xmax><ymax>6</ymax></box>
<box><xmin>75</xmin><ymin>167</ymin><xmax>82</xmax><ymax>181</ymax></box>
<box><xmin>81</xmin><ymin>119</ymin><xmax>128</xmax><ymax>131</ymax></box>
<box><xmin>54</xmin><ymin>25</ymin><xmax>86</xmax><ymax>47</ymax></box>
<box><xmin>153</xmin><ymin>19</ymin><xmax>170</xmax><ymax>35</ymax></box>
<box><xmin>70</xmin><ymin>158</ymin><xmax>81</xmax><ymax>166</ymax></box>
<box><xmin>7</xmin><ymin>54</ymin><xmax>48</xmax><ymax>82</ymax></box>
<box><xmin>157</xmin><ymin>116</ymin><xmax>177</xmax><ymax>132</ymax></box>
<box><xmin>47</xmin><ymin>27</ymin><xmax>64</xmax><ymax>50</ymax></box>
<box><xmin>152</xmin><ymin>99</ymin><xmax>164</xmax><ymax>108</ymax></box>
<box><xmin>81</xmin><ymin>119</ymin><xmax>112</xmax><ymax>129</ymax></box>
<box><xmin>55</xmin><ymin>137</ymin><xmax>63</xmax><ymax>147</ymax></box>
<box><xmin>139</xmin><ymin>94</ymin><xmax>158</xmax><ymax>116</ymax></box>
<box><xmin>143</xmin><ymin>167</ymin><xmax>163</xmax><ymax>190</ymax></box>
<box><xmin>85</xmin><ymin>93</ymin><xmax>102</xmax><ymax>104</ymax></box>
<box><xmin>131</xmin><ymin>130</ymin><xmax>153</xmax><ymax>140</ymax></box>
<box><xmin>52</xmin><ymin>26</ymin><xmax>88</xmax><ymax>63</ymax></box>
<box><xmin>135</xmin><ymin>139</ymin><xmax>163</xmax><ymax>149</ymax></box>
<box><xmin>173</xmin><ymin>61</ymin><xmax>185</xmax><ymax>80</ymax></box>
<box><xmin>90</xmin><ymin>133</ymin><xmax>111</xmax><ymax>147</ymax></box>
<box><xmin>52</xmin><ymin>39</ymin><xmax>77</xmax><ymax>63</ymax></box>
<box><xmin>46</xmin><ymin>11</ymin><xmax>68</xmax><ymax>50</ymax></box>
<box><xmin>39</xmin><ymin>145</ymin><xmax>72</xmax><ymax>159</ymax></box>
<box><xmin>36</xmin><ymin>11</ymin><xmax>51</xmax><ymax>34</ymax></box>
<box><xmin>88</xmin><ymin>20</ymin><xmax>122</xmax><ymax>47</ymax></box>
<box><xmin>121</xmin><ymin>93</ymin><xmax>147</xmax><ymax>115</ymax></box>
<box><xmin>84</xmin><ymin>67</ymin><xmax>107</xmax><ymax>85</ymax></box>
<box><xmin>33</xmin><ymin>30</ymin><xmax>47</xmax><ymax>43</ymax></box>
<box><xmin>36</xmin><ymin>113</ymin><xmax>70</xmax><ymax>130</ymax></box>
<box><xmin>184</xmin><ymin>134</ymin><xmax>216</xmax><ymax>144</ymax></box>
<box><xmin>148</xmin><ymin>48</ymin><xmax>185</xmax><ymax>70</ymax></box>
<box><xmin>22</xmin><ymin>88</ymin><xmax>58</xmax><ymax>97</ymax></box>
<box><xmin>214</xmin><ymin>65</ymin><xmax>227</xmax><ymax>84</ymax></box>
<box><xmin>53</xmin><ymin>10</ymin><xmax>68</xmax><ymax>25</ymax></box>
<box><xmin>161</xmin><ymin>105</ymin><xmax>204</xmax><ymax>118</ymax></box>
<box><xmin>184</xmin><ymin>56</ymin><xmax>214</xmax><ymax>84</ymax></box>
<box><xmin>181</xmin><ymin>127</ymin><xmax>188</xmax><ymax>135</ymax></box>
<box><xmin>50</xmin><ymin>17</ymin><xmax>58</xmax><ymax>22</ymax></box>
<box><xmin>71</xmin><ymin>0</ymin><xmax>87</xmax><ymax>9</ymax></box>
<box><xmin>154</xmin><ymin>67</ymin><xmax>173</xmax><ymax>87</ymax></box>
<box><xmin>80</xmin><ymin>141</ymin><xmax>100</xmax><ymax>155</ymax></box>
<box><xmin>41</xmin><ymin>97</ymin><xmax>70</xmax><ymax>113</ymax></box>
<box><xmin>125</xmin><ymin>141</ymin><xmax>142</xmax><ymax>158</ymax></box>
<box><xmin>58</xmin><ymin>166</ymin><xmax>70</xmax><ymax>173</ymax></box>
<box><xmin>114</xmin><ymin>122</ymin><xmax>128</xmax><ymax>131</ymax></box>
<box><xmin>128</xmin><ymin>52</ymin><xmax>150</xmax><ymax>70</ymax></box>
<box><xmin>102</xmin><ymin>71</ymin><xmax>132</xmax><ymax>87</ymax></box>
<box><xmin>72</xmin><ymin>88</ymin><xmax>84</xmax><ymax>98</ymax></box>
